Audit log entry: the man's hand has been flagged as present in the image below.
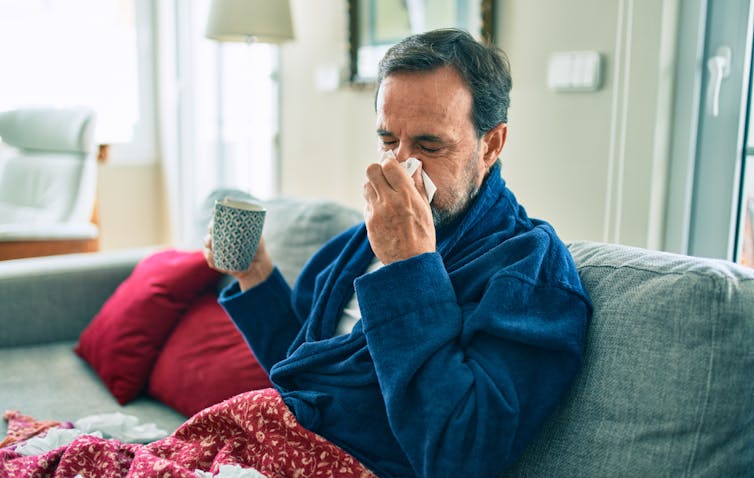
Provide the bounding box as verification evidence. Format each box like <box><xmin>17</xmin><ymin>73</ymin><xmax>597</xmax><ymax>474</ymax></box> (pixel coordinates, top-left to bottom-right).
<box><xmin>363</xmin><ymin>155</ymin><xmax>436</xmax><ymax>264</ymax></box>
<box><xmin>204</xmin><ymin>230</ymin><xmax>274</xmax><ymax>292</ymax></box>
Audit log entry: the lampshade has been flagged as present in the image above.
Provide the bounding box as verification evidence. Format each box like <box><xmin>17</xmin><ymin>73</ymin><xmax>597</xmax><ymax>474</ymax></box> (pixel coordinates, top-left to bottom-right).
<box><xmin>205</xmin><ymin>0</ymin><xmax>294</xmax><ymax>44</ymax></box>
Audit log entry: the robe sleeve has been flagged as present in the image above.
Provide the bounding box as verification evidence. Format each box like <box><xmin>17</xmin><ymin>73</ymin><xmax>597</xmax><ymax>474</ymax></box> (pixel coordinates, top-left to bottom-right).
<box><xmin>218</xmin><ymin>268</ymin><xmax>301</xmax><ymax>374</ymax></box>
<box><xmin>355</xmin><ymin>232</ymin><xmax>590</xmax><ymax>477</ymax></box>
<box><xmin>218</xmin><ymin>226</ymin><xmax>361</xmax><ymax>374</ymax></box>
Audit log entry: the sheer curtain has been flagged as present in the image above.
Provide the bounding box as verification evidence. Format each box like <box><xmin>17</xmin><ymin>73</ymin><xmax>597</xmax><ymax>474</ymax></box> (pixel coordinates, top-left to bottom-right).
<box><xmin>156</xmin><ymin>0</ymin><xmax>280</xmax><ymax>247</ymax></box>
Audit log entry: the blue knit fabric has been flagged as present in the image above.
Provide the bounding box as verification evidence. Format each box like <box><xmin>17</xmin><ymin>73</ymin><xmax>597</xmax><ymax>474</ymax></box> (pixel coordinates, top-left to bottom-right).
<box><xmin>219</xmin><ymin>163</ymin><xmax>591</xmax><ymax>477</ymax></box>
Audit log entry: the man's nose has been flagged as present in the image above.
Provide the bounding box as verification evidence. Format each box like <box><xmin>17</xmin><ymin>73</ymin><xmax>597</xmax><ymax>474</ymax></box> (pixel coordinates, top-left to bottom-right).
<box><xmin>392</xmin><ymin>147</ymin><xmax>413</xmax><ymax>163</ymax></box>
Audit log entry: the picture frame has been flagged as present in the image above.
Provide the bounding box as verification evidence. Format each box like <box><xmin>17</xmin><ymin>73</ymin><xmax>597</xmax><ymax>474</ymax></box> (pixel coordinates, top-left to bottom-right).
<box><xmin>347</xmin><ymin>0</ymin><xmax>496</xmax><ymax>84</ymax></box>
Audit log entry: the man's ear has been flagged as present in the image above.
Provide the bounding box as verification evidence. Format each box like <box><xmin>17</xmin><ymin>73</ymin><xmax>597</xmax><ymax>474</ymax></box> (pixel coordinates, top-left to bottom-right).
<box><xmin>481</xmin><ymin>123</ymin><xmax>507</xmax><ymax>168</ymax></box>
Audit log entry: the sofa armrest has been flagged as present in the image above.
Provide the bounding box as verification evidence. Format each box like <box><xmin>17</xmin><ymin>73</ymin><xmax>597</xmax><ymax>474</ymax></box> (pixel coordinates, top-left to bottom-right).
<box><xmin>504</xmin><ymin>241</ymin><xmax>754</xmax><ymax>476</ymax></box>
<box><xmin>0</xmin><ymin>247</ymin><xmax>156</xmax><ymax>347</ymax></box>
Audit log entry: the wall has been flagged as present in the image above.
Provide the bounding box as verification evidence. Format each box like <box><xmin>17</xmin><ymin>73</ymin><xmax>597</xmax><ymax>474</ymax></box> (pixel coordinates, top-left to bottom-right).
<box><xmin>278</xmin><ymin>0</ymin><xmax>680</xmax><ymax>249</ymax></box>
<box><xmin>498</xmin><ymin>0</ymin><xmax>678</xmax><ymax>247</ymax></box>
<box><xmin>278</xmin><ymin>0</ymin><xmax>377</xmax><ymax>210</ymax></box>
<box><xmin>98</xmin><ymin>162</ymin><xmax>167</xmax><ymax>250</ymax></box>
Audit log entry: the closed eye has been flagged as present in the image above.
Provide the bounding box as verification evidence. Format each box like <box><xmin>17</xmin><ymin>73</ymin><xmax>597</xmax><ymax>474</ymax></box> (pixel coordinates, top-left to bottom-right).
<box><xmin>377</xmin><ymin>129</ymin><xmax>395</xmax><ymax>145</ymax></box>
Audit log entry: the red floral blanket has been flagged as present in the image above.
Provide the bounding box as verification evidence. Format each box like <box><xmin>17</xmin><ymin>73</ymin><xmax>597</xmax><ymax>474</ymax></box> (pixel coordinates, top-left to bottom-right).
<box><xmin>0</xmin><ymin>388</ymin><xmax>376</xmax><ymax>478</ymax></box>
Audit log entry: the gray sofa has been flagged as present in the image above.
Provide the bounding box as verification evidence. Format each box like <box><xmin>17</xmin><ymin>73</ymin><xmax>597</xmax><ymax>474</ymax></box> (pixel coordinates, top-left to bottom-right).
<box><xmin>1</xmin><ymin>196</ymin><xmax>752</xmax><ymax>476</ymax></box>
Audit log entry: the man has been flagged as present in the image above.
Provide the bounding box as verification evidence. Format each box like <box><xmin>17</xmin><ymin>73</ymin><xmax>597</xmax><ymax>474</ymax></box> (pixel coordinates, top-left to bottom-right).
<box><xmin>206</xmin><ymin>28</ymin><xmax>591</xmax><ymax>478</ymax></box>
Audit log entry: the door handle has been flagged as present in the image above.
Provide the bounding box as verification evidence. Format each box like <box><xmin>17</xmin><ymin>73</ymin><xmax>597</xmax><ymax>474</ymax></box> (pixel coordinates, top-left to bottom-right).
<box><xmin>706</xmin><ymin>46</ymin><xmax>731</xmax><ymax>117</ymax></box>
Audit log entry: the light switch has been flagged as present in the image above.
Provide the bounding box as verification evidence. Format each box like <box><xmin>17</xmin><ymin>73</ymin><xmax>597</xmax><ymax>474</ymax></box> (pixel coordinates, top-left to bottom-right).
<box><xmin>547</xmin><ymin>51</ymin><xmax>602</xmax><ymax>92</ymax></box>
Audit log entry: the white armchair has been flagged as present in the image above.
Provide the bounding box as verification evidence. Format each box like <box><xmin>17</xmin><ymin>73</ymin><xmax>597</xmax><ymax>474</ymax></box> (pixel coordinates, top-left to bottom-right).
<box><xmin>0</xmin><ymin>107</ymin><xmax>101</xmax><ymax>260</ymax></box>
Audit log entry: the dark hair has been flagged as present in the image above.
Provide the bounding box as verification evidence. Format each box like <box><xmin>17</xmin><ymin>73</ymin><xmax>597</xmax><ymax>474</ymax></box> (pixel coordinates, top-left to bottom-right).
<box><xmin>375</xmin><ymin>28</ymin><xmax>512</xmax><ymax>137</ymax></box>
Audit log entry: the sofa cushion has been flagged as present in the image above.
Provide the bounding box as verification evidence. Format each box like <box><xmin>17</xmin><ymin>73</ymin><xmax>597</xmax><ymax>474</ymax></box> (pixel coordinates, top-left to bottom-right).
<box><xmin>504</xmin><ymin>241</ymin><xmax>754</xmax><ymax>477</ymax></box>
<box><xmin>262</xmin><ymin>197</ymin><xmax>364</xmax><ymax>285</ymax></box>
<box><xmin>147</xmin><ymin>292</ymin><xmax>271</xmax><ymax>417</ymax></box>
<box><xmin>0</xmin><ymin>341</ymin><xmax>186</xmax><ymax>436</ymax></box>
<box><xmin>75</xmin><ymin>249</ymin><xmax>221</xmax><ymax>405</ymax></box>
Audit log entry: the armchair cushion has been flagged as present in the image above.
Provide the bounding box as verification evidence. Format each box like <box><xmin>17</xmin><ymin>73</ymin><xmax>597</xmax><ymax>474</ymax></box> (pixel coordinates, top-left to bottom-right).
<box><xmin>0</xmin><ymin>154</ymin><xmax>94</xmax><ymax>224</ymax></box>
<box><xmin>0</xmin><ymin>108</ymin><xmax>99</xmax><ymax>243</ymax></box>
<box><xmin>0</xmin><ymin>108</ymin><xmax>95</xmax><ymax>153</ymax></box>
<box><xmin>0</xmin><ymin>222</ymin><xmax>98</xmax><ymax>241</ymax></box>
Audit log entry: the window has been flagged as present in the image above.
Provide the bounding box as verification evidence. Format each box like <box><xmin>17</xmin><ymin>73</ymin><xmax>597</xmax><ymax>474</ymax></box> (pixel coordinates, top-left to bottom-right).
<box><xmin>0</xmin><ymin>0</ymin><xmax>281</xmax><ymax>244</ymax></box>
<box><xmin>160</xmin><ymin>0</ymin><xmax>280</xmax><ymax>244</ymax></box>
<box><xmin>183</xmin><ymin>2</ymin><xmax>279</xmax><ymax>200</ymax></box>
<box><xmin>0</xmin><ymin>0</ymin><xmax>153</xmax><ymax>160</ymax></box>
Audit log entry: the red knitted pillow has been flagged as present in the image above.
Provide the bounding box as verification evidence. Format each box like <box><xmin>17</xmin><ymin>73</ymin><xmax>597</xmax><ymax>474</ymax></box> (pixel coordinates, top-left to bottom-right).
<box><xmin>75</xmin><ymin>249</ymin><xmax>221</xmax><ymax>404</ymax></box>
<box><xmin>148</xmin><ymin>292</ymin><xmax>271</xmax><ymax>416</ymax></box>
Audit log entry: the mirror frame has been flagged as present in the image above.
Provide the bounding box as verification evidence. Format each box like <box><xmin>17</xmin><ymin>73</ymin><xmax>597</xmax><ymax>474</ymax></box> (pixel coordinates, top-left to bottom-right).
<box><xmin>347</xmin><ymin>0</ymin><xmax>496</xmax><ymax>85</ymax></box>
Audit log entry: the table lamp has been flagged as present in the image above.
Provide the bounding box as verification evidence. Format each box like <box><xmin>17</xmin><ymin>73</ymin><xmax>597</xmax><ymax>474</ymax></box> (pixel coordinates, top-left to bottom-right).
<box><xmin>205</xmin><ymin>0</ymin><xmax>294</xmax><ymax>44</ymax></box>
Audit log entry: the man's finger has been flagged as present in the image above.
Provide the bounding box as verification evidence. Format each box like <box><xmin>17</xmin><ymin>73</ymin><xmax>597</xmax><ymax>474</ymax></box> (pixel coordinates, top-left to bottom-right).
<box><xmin>365</xmin><ymin>162</ymin><xmax>392</xmax><ymax>193</ymax></box>
<box><xmin>380</xmin><ymin>157</ymin><xmax>413</xmax><ymax>190</ymax></box>
<box><xmin>363</xmin><ymin>179</ymin><xmax>378</xmax><ymax>202</ymax></box>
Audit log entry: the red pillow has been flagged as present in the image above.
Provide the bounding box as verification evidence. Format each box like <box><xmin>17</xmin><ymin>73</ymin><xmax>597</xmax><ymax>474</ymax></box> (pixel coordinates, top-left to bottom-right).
<box><xmin>148</xmin><ymin>292</ymin><xmax>271</xmax><ymax>417</ymax></box>
<box><xmin>75</xmin><ymin>249</ymin><xmax>221</xmax><ymax>405</ymax></box>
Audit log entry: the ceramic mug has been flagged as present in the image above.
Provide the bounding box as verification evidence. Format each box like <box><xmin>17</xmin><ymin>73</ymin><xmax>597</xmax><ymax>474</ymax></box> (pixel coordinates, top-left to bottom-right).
<box><xmin>211</xmin><ymin>197</ymin><xmax>266</xmax><ymax>271</ymax></box>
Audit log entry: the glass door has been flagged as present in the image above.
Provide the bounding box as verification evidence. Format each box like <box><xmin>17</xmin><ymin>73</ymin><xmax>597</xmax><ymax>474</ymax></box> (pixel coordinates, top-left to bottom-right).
<box><xmin>671</xmin><ymin>0</ymin><xmax>754</xmax><ymax>264</ymax></box>
<box><xmin>735</xmin><ymin>84</ymin><xmax>754</xmax><ymax>265</ymax></box>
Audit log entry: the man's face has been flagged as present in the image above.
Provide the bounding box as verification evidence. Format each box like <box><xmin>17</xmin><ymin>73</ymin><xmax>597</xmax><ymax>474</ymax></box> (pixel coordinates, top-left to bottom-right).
<box><xmin>375</xmin><ymin>66</ymin><xmax>493</xmax><ymax>227</ymax></box>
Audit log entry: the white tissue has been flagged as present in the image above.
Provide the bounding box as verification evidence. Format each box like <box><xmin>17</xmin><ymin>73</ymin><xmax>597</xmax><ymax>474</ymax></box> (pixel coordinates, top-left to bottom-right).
<box><xmin>74</xmin><ymin>412</ymin><xmax>168</xmax><ymax>443</ymax></box>
<box><xmin>381</xmin><ymin>150</ymin><xmax>437</xmax><ymax>203</ymax></box>
<box><xmin>15</xmin><ymin>428</ymin><xmax>103</xmax><ymax>456</ymax></box>
<box><xmin>14</xmin><ymin>413</ymin><xmax>167</xmax><ymax>457</ymax></box>
<box><xmin>195</xmin><ymin>464</ymin><xmax>268</xmax><ymax>478</ymax></box>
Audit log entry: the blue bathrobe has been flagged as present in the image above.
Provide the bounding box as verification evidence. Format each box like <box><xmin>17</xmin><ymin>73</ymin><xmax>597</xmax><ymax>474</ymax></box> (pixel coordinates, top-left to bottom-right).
<box><xmin>219</xmin><ymin>163</ymin><xmax>591</xmax><ymax>477</ymax></box>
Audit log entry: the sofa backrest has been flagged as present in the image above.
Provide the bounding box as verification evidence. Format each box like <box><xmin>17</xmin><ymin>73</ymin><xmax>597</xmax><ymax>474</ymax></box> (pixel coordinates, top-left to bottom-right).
<box><xmin>261</xmin><ymin>196</ymin><xmax>363</xmax><ymax>285</ymax></box>
<box><xmin>504</xmin><ymin>240</ymin><xmax>754</xmax><ymax>477</ymax></box>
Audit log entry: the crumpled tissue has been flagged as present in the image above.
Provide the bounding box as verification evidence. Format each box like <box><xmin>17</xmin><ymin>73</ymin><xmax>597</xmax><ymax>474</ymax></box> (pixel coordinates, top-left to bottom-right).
<box><xmin>74</xmin><ymin>412</ymin><xmax>168</xmax><ymax>443</ymax></box>
<box><xmin>15</xmin><ymin>428</ymin><xmax>103</xmax><ymax>456</ymax></box>
<box><xmin>13</xmin><ymin>413</ymin><xmax>167</xmax><ymax>456</ymax></box>
<box><xmin>381</xmin><ymin>150</ymin><xmax>437</xmax><ymax>203</ymax></box>
<box><xmin>194</xmin><ymin>464</ymin><xmax>268</xmax><ymax>478</ymax></box>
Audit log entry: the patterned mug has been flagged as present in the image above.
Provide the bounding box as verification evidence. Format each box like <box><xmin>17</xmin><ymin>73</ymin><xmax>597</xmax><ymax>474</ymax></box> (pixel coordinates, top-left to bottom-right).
<box><xmin>211</xmin><ymin>197</ymin><xmax>266</xmax><ymax>271</ymax></box>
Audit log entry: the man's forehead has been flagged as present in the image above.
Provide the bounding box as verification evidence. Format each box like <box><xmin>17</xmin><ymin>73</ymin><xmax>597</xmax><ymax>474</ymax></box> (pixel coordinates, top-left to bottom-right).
<box><xmin>378</xmin><ymin>70</ymin><xmax>471</xmax><ymax>120</ymax></box>
<box><xmin>379</xmin><ymin>67</ymin><xmax>469</xmax><ymax>99</ymax></box>
<box><xmin>376</xmin><ymin>99</ymin><xmax>471</xmax><ymax>141</ymax></box>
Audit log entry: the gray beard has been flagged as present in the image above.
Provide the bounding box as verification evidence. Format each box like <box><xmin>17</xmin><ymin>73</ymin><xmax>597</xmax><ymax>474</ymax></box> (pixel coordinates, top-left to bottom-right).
<box><xmin>430</xmin><ymin>145</ymin><xmax>484</xmax><ymax>229</ymax></box>
<box><xmin>431</xmin><ymin>183</ymin><xmax>480</xmax><ymax>229</ymax></box>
